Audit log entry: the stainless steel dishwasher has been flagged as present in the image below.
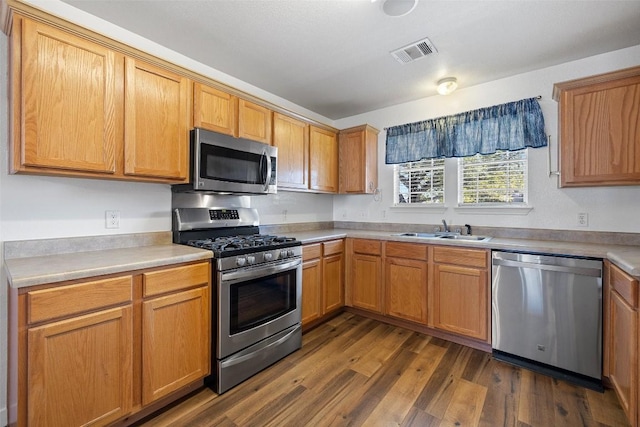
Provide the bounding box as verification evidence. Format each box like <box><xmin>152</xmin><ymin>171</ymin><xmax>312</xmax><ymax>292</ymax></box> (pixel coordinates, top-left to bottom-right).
<box><xmin>492</xmin><ymin>251</ymin><xmax>603</xmax><ymax>389</ymax></box>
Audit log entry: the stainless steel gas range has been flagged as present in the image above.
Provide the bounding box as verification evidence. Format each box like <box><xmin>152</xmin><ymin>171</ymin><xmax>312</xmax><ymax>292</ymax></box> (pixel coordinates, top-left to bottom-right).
<box><xmin>173</xmin><ymin>207</ymin><xmax>302</xmax><ymax>394</ymax></box>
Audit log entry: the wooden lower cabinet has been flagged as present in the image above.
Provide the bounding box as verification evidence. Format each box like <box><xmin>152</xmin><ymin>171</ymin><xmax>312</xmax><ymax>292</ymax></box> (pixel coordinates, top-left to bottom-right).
<box><xmin>607</xmin><ymin>262</ymin><xmax>639</xmax><ymax>426</ymax></box>
<box><xmin>27</xmin><ymin>306</ymin><xmax>133</xmax><ymax>427</ymax></box>
<box><xmin>347</xmin><ymin>239</ymin><xmax>383</xmax><ymax>314</ymax></box>
<box><xmin>323</xmin><ymin>240</ymin><xmax>345</xmax><ymax>313</ymax></box>
<box><xmin>346</xmin><ymin>240</ymin><xmax>490</xmax><ymax>344</ymax></box>
<box><xmin>384</xmin><ymin>242</ymin><xmax>428</xmax><ymax>324</ymax></box>
<box><xmin>10</xmin><ymin>261</ymin><xmax>211</xmax><ymax>427</ymax></box>
<box><xmin>432</xmin><ymin>263</ymin><xmax>488</xmax><ymax>340</ymax></box>
<box><xmin>142</xmin><ymin>286</ymin><xmax>210</xmax><ymax>405</ymax></box>
<box><xmin>432</xmin><ymin>246</ymin><xmax>489</xmax><ymax>341</ymax></box>
<box><xmin>302</xmin><ymin>244</ymin><xmax>323</xmax><ymax>325</ymax></box>
<box><xmin>302</xmin><ymin>240</ymin><xmax>345</xmax><ymax>327</ymax></box>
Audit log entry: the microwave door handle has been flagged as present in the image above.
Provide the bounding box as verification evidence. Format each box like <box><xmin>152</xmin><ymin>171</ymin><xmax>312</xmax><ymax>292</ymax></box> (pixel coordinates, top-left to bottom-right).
<box><xmin>263</xmin><ymin>150</ymin><xmax>272</xmax><ymax>192</ymax></box>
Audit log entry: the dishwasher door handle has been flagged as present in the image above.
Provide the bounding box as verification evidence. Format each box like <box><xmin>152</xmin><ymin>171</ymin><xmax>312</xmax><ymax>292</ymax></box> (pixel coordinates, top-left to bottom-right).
<box><xmin>492</xmin><ymin>258</ymin><xmax>602</xmax><ymax>277</ymax></box>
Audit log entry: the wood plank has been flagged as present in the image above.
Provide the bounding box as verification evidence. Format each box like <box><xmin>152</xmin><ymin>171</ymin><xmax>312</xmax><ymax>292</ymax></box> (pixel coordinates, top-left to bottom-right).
<box><xmin>137</xmin><ymin>313</ymin><xmax>629</xmax><ymax>427</ymax></box>
<box><xmin>552</xmin><ymin>378</ymin><xmax>599</xmax><ymax>426</ymax></box>
<box><xmin>517</xmin><ymin>369</ymin><xmax>556</xmax><ymax>426</ymax></box>
<box><xmin>441</xmin><ymin>378</ymin><xmax>488</xmax><ymax>427</ymax></box>
<box><xmin>478</xmin><ymin>362</ymin><xmax>522</xmax><ymax>427</ymax></box>
<box><xmin>585</xmin><ymin>388</ymin><xmax>630</xmax><ymax>426</ymax></box>
<box><xmin>362</xmin><ymin>342</ymin><xmax>446</xmax><ymax>425</ymax></box>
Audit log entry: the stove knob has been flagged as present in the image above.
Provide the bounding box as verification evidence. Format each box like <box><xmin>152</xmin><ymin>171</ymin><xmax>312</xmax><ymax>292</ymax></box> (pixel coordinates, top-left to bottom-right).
<box><xmin>236</xmin><ymin>257</ymin><xmax>247</xmax><ymax>267</ymax></box>
<box><xmin>264</xmin><ymin>252</ymin><xmax>273</xmax><ymax>261</ymax></box>
<box><xmin>280</xmin><ymin>249</ymin><xmax>288</xmax><ymax>258</ymax></box>
<box><xmin>247</xmin><ymin>256</ymin><xmax>256</xmax><ymax>265</ymax></box>
<box><xmin>287</xmin><ymin>249</ymin><xmax>295</xmax><ymax>257</ymax></box>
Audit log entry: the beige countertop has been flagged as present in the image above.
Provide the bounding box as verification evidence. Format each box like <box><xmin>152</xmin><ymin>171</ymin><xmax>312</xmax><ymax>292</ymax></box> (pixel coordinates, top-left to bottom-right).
<box><xmin>6</xmin><ymin>229</ymin><xmax>640</xmax><ymax>290</ymax></box>
<box><xmin>289</xmin><ymin>229</ymin><xmax>640</xmax><ymax>277</ymax></box>
<box><xmin>6</xmin><ymin>244</ymin><xmax>213</xmax><ymax>289</ymax></box>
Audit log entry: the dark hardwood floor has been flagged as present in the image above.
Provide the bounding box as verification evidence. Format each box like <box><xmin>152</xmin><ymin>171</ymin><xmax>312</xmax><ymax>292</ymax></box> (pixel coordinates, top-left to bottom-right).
<box><xmin>138</xmin><ymin>313</ymin><xmax>629</xmax><ymax>426</ymax></box>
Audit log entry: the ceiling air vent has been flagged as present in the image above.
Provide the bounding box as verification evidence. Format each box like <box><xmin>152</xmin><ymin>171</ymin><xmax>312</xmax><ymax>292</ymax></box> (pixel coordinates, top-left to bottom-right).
<box><xmin>390</xmin><ymin>37</ymin><xmax>438</xmax><ymax>64</ymax></box>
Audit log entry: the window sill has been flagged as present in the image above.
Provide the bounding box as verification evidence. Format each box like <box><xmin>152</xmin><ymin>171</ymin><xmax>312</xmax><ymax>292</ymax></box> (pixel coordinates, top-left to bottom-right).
<box><xmin>390</xmin><ymin>204</ymin><xmax>447</xmax><ymax>214</ymax></box>
<box><xmin>453</xmin><ymin>205</ymin><xmax>533</xmax><ymax>215</ymax></box>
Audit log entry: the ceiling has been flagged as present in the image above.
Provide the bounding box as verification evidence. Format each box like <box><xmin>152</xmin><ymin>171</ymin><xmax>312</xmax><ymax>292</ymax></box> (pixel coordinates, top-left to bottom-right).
<box><xmin>61</xmin><ymin>0</ymin><xmax>640</xmax><ymax>120</ymax></box>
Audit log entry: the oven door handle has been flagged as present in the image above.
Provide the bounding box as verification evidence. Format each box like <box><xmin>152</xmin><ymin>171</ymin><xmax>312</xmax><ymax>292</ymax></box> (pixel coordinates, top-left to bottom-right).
<box><xmin>220</xmin><ymin>325</ymin><xmax>300</xmax><ymax>368</ymax></box>
<box><xmin>221</xmin><ymin>258</ymin><xmax>301</xmax><ymax>283</ymax></box>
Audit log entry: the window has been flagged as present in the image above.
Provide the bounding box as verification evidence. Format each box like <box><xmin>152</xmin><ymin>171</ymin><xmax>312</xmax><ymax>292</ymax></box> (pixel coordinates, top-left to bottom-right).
<box><xmin>394</xmin><ymin>158</ymin><xmax>445</xmax><ymax>205</ymax></box>
<box><xmin>458</xmin><ymin>149</ymin><xmax>528</xmax><ymax>206</ymax></box>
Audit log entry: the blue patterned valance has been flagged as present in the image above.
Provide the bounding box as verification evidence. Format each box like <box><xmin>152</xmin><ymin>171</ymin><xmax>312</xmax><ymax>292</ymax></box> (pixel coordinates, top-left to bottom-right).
<box><xmin>385</xmin><ymin>97</ymin><xmax>547</xmax><ymax>164</ymax></box>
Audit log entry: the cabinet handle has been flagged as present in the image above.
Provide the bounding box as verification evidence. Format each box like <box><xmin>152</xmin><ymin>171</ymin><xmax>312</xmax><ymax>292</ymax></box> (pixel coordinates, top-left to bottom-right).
<box><xmin>547</xmin><ymin>134</ymin><xmax>560</xmax><ymax>178</ymax></box>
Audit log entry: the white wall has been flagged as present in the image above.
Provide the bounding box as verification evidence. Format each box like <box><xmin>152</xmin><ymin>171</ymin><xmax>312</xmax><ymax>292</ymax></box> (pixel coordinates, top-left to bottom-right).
<box><xmin>333</xmin><ymin>45</ymin><xmax>640</xmax><ymax>233</ymax></box>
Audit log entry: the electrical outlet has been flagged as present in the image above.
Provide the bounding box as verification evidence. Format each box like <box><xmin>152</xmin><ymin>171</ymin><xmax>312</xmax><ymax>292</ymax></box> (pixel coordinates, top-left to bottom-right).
<box><xmin>577</xmin><ymin>212</ymin><xmax>588</xmax><ymax>227</ymax></box>
<box><xmin>282</xmin><ymin>209</ymin><xmax>288</xmax><ymax>222</ymax></box>
<box><xmin>105</xmin><ymin>210</ymin><xmax>120</xmax><ymax>229</ymax></box>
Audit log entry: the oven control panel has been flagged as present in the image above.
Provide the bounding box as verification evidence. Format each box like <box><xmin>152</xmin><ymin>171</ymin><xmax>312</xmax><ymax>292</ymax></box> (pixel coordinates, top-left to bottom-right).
<box><xmin>209</xmin><ymin>209</ymin><xmax>240</xmax><ymax>220</ymax></box>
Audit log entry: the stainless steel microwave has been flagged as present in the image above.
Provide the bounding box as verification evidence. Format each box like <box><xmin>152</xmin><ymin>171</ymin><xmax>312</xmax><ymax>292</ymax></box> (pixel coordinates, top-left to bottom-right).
<box><xmin>173</xmin><ymin>128</ymin><xmax>277</xmax><ymax>195</ymax></box>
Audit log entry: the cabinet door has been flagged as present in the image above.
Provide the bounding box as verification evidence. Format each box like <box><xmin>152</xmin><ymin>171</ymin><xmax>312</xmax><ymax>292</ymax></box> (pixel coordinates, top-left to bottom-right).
<box><xmin>18</xmin><ymin>18</ymin><xmax>122</xmax><ymax>174</ymax></box>
<box><xmin>350</xmin><ymin>253</ymin><xmax>383</xmax><ymax>313</ymax></box>
<box><xmin>609</xmin><ymin>289</ymin><xmax>638</xmax><ymax>423</ymax></box>
<box><xmin>193</xmin><ymin>83</ymin><xmax>237</xmax><ymax>135</ymax></box>
<box><xmin>339</xmin><ymin>125</ymin><xmax>378</xmax><ymax>194</ymax></box>
<box><xmin>323</xmin><ymin>252</ymin><xmax>344</xmax><ymax>313</ymax></box>
<box><xmin>385</xmin><ymin>257</ymin><xmax>428</xmax><ymax>324</ymax></box>
<box><xmin>273</xmin><ymin>112</ymin><xmax>309</xmax><ymax>189</ymax></box>
<box><xmin>238</xmin><ymin>99</ymin><xmax>272</xmax><ymax>144</ymax></box>
<box><xmin>124</xmin><ymin>57</ymin><xmax>189</xmax><ymax>181</ymax></box>
<box><xmin>555</xmin><ymin>67</ymin><xmax>640</xmax><ymax>187</ymax></box>
<box><xmin>142</xmin><ymin>286</ymin><xmax>210</xmax><ymax>405</ymax></box>
<box><xmin>28</xmin><ymin>306</ymin><xmax>133</xmax><ymax>427</ymax></box>
<box><xmin>309</xmin><ymin>126</ymin><xmax>338</xmax><ymax>193</ymax></box>
<box><xmin>433</xmin><ymin>264</ymin><xmax>488</xmax><ymax>340</ymax></box>
<box><xmin>302</xmin><ymin>258</ymin><xmax>323</xmax><ymax>326</ymax></box>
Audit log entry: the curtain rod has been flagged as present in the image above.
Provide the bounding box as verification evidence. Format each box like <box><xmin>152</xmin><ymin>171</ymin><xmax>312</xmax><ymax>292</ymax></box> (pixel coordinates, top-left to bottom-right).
<box><xmin>383</xmin><ymin>95</ymin><xmax>543</xmax><ymax>130</ymax></box>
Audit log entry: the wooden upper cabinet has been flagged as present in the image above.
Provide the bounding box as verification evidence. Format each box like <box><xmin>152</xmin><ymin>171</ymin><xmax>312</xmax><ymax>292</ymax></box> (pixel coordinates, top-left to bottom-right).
<box><xmin>124</xmin><ymin>58</ymin><xmax>190</xmax><ymax>181</ymax></box>
<box><xmin>193</xmin><ymin>83</ymin><xmax>238</xmax><ymax>136</ymax></box>
<box><xmin>15</xmin><ymin>18</ymin><xmax>122</xmax><ymax>175</ymax></box>
<box><xmin>11</xmin><ymin>16</ymin><xmax>191</xmax><ymax>183</ymax></box>
<box><xmin>309</xmin><ymin>126</ymin><xmax>339</xmax><ymax>193</ymax></box>
<box><xmin>273</xmin><ymin>112</ymin><xmax>309</xmax><ymax>190</ymax></box>
<box><xmin>339</xmin><ymin>124</ymin><xmax>379</xmax><ymax>194</ymax></box>
<box><xmin>238</xmin><ymin>99</ymin><xmax>272</xmax><ymax>144</ymax></box>
<box><xmin>553</xmin><ymin>66</ymin><xmax>640</xmax><ymax>187</ymax></box>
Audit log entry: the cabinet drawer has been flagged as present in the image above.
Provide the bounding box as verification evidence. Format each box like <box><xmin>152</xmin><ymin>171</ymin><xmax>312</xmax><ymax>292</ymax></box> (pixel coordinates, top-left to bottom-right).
<box><xmin>143</xmin><ymin>262</ymin><xmax>210</xmax><ymax>297</ymax></box>
<box><xmin>385</xmin><ymin>242</ymin><xmax>428</xmax><ymax>261</ymax></box>
<box><xmin>303</xmin><ymin>243</ymin><xmax>322</xmax><ymax>260</ymax></box>
<box><xmin>352</xmin><ymin>239</ymin><xmax>382</xmax><ymax>256</ymax></box>
<box><xmin>610</xmin><ymin>264</ymin><xmax>639</xmax><ymax>308</ymax></box>
<box><xmin>434</xmin><ymin>247</ymin><xmax>487</xmax><ymax>268</ymax></box>
<box><xmin>27</xmin><ymin>276</ymin><xmax>132</xmax><ymax>324</ymax></box>
<box><xmin>323</xmin><ymin>239</ymin><xmax>344</xmax><ymax>256</ymax></box>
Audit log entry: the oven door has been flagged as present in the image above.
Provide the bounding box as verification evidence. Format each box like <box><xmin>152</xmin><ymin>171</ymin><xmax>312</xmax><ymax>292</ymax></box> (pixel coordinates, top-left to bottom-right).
<box><xmin>217</xmin><ymin>258</ymin><xmax>301</xmax><ymax>359</ymax></box>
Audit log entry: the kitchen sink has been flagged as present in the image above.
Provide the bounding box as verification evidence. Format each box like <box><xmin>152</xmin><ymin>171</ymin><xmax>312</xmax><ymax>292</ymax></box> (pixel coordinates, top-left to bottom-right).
<box><xmin>392</xmin><ymin>232</ymin><xmax>491</xmax><ymax>242</ymax></box>
<box><xmin>437</xmin><ymin>235</ymin><xmax>492</xmax><ymax>242</ymax></box>
<box><xmin>395</xmin><ymin>232</ymin><xmax>439</xmax><ymax>238</ymax></box>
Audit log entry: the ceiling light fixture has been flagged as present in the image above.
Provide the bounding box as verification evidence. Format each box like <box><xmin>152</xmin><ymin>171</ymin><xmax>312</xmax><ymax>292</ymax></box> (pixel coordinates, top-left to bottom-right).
<box><xmin>380</xmin><ymin>0</ymin><xmax>418</xmax><ymax>17</ymax></box>
<box><xmin>437</xmin><ymin>77</ymin><xmax>458</xmax><ymax>95</ymax></box>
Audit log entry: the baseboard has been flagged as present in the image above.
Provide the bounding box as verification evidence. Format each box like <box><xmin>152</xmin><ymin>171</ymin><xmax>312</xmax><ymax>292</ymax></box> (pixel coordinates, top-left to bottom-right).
<box><xmin>0</xmin><ymin>406</ymin><xmax>7</xmax><ymax>427</ymax></box>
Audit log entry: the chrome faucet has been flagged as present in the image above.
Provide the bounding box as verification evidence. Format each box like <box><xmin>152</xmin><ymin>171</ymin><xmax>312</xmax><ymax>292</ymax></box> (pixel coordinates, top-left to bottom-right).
<box><xmin>442</xmin><ymin>219</ymin><xmax>450</xmax><ymax>233</ymax></box>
